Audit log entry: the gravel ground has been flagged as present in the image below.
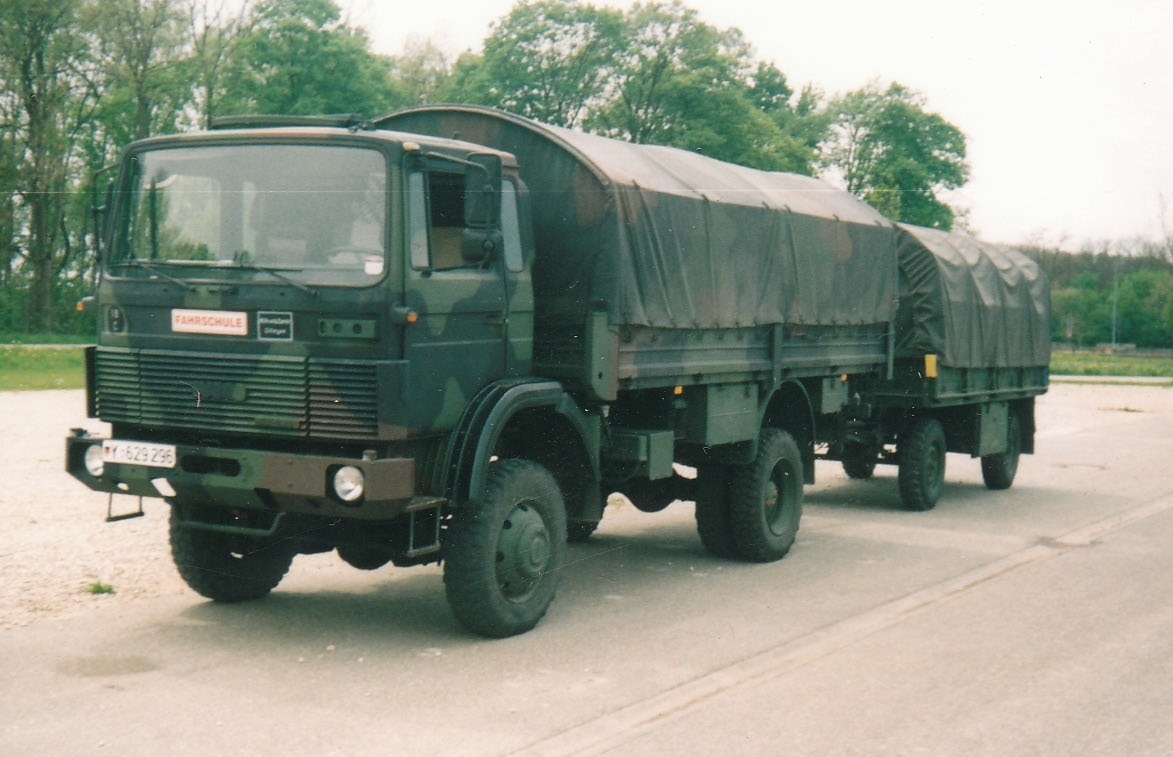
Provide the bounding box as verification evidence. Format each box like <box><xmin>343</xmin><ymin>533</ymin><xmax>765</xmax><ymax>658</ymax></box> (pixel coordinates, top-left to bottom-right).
<box><xmin>0</xmin><ymin>391</ymin><xmax>190</xmax><ymax>627</ymax></box>
<box><xmin>4</xmin><ymin>383</ymin><xmax>1170</xmax><ymax>629</ymax></box>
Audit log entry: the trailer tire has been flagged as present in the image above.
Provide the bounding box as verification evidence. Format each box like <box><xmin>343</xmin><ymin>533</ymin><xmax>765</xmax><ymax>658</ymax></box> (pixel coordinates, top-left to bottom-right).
<box><xmin>842</xmin><ymin>443</ymin><xmax>878</xmax><ymax>480</ymax></box>
<box><xmin>726</xmin><ymin>429</ymin><xmax>803</xmax><ymax>563</ymax></box>
<box><xmin>169</xmin><ymin>506</ymin><xmax>294</xmax><ymax>603</ymax></box>
<box><xmin>444</xmin><ymin>459</ymin><xmax>567</xmax><ymax>638</ymax></box>
<box><xmin>695</xmin><ymin>464</ymin><xmax>736</xmax><ymax>558</ymax></box>
<box><xmin>981</xmin><ymin>412</ymin><xmax>1022</xmax><ymax>490</ymax></box>
<box><xmin>898</xmin><ymin>417</ymin><xmax>947</xmax><ymax>511</ymax></box>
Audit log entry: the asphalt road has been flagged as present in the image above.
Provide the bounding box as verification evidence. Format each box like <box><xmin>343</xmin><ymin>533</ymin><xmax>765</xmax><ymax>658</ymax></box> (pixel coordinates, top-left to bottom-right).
<box><xmin>3</xmin><ymin>383</ymin><xmax>1173</xmax><ymax>756</ymax></box>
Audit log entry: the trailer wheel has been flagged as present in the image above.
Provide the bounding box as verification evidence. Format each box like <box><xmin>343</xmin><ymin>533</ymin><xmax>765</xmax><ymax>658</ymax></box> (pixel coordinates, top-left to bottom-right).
<box><xmin>841</xmin><ymin>443</ymin><xmax>878</xmax><ymax>480</ymax></box>
<box><xmin>695</xmin><ymin>464</ymin><xmax>736</xmax><ymax>558</ymax></box>
<box><xmin>898</xmin><ymin>417</ymin><xmax>946</xmax><ymax>511</ymax></box>
<box><xmin>981</xmin><ymin>412</ymin><xmax>1022</xmax><ymax>490</ymax></box>
<box><xmin>169</xmin><ymin>505</ymin><xmax>294</xmax><ymax>602</ymax></box>
<box><xmin>726</xmin><ymin>429</ymin><xmax>803</xmax><ymax>562</ymax></box>
<box><xmin>444</xmin><ymin>459</ymin><xmax>567</xmax><ymax>638</ymax></box>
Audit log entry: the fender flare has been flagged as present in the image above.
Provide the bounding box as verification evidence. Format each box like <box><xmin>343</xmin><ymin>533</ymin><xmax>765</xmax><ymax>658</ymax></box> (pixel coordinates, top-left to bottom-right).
<box><xmin>440</xmin><ymin>378</ymin><xmax>600</xmax><ymax>506</ymax></box>
<box><xmin>762</xmin><ymin>379</ymin><xmax>817</xmax><ymax>483</ymax></box>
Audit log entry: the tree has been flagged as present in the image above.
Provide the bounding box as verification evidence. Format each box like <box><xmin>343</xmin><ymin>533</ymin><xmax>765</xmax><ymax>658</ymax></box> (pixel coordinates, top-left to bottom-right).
<box><xmin>594</xmin><ymin>1</ymin><xmax>747</xmax><ymax>145</ymax></box>
<box><xmin>821</xmin><ymin>81</ymin><xmax>968</xmax><ymax>229</ymax></box>
<box><xmin>187</xmin><ymin>0</ymin><xmax>257</xmax><ymax>128</ymax></box>
<box><xmin>389</xmin><ymin>36</ymin><xmax>452</xmax><ymax>107</ymax></box>
<box><xmin>0</xmin><ymin>0</ymin><xmax>94</xmax><ymax>331</ymax></box>
<box><xmin>473</xmin><ymin>0</ymin><xmax>623</xmax><ymax>128</ymax></box>
<box><xmin>89</xmin><ymin>0</ymin><xmax>189</xmax><ymax>143</ymax></box>
<box><xmin>217</xmin><ymin>0</ymin><xmax>404</xmax><ymax>117</ymax></box>
<box><xmin>453</xmin><ymin>0</ymin><xmax>828</xmax><ymax>173</ymax></box>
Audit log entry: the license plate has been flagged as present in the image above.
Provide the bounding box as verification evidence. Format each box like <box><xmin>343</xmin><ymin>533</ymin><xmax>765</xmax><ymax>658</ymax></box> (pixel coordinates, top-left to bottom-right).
<box><xmin>102</xmin><ymin>440</ymin><xmax>177</xmax><ymax>469</ymax></box>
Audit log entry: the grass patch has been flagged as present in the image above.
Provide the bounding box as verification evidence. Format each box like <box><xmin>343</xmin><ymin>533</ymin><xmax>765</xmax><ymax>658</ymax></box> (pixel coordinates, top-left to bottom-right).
<box><xmin>1</xmin><ymin>333</ymin><xmax>91</xmax><ymax>345</ymax></box>
<box><xmin>86</xmin><ymin>581</ymin><xmax>116</xmax><ymax>595</ymax></box>
<box><xmin>1050</xmin><ymin>352</ymin><xmax>1173</xmax><ymax>378</ymax></box>
<box><xmin>0</xmin><ymin>345</ymin><xmax>88</xmax><ymax>391</ymax></box>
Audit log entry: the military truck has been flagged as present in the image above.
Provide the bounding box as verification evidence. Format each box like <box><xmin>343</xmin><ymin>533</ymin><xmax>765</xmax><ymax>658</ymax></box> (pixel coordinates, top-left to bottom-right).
<box><xmin>65</xmin><ymin>105</ymin><xmax>1049</xmax><ymax>637</ymax></box>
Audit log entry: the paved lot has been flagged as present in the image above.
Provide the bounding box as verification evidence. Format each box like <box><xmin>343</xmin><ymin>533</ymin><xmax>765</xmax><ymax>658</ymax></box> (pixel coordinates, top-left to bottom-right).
<box><xmin>2</xmin><ymin>383</ymin><xmax>1172</xmax><ymax>755</ymax></box>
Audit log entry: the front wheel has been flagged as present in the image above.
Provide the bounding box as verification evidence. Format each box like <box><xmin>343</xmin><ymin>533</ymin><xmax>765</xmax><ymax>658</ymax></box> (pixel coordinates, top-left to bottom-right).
<box><xmin>726</xmin><ymin>429</ymin><xmax>804</xmax><ymax>562</ymax></box>
<box><xmin>982</xmin><ymin>412</ymin><xmax>1022</xmax><ymax>490</ymax></box>
<box><xmin>898</xmin><ymin>417</ymin><xmax>946</xmax><ymax>511</ymax></box>
<box><xmin>444</xmin><ymin>460</ymin><xmax>567</xmax><ymax>638</ymax></box>
<box><xmin>169</xmin><ymin>506</ymin><xmax>294</xmax><ymax>602</ymax></box>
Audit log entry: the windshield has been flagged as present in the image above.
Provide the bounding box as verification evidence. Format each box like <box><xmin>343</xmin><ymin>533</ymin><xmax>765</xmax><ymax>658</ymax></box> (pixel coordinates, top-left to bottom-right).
<box><xmin>111</xmin><ymin>143</ymin><xmax>387</xmax><ymax>286</ymax></box>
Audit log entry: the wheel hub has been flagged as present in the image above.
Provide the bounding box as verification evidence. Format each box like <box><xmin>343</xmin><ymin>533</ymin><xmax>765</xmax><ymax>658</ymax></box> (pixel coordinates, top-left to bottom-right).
<box><xmin>497</xmin><ymin>503</ymin><xmax>551</xmax><ymax>598</ymax></box>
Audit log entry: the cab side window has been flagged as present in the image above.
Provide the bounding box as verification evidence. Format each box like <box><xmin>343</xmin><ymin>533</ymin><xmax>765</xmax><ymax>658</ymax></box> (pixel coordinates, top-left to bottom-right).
<box><xmin>408</xmin><ymin>168</ymin><xmax>470</xmax><ymax>270</ymax></box>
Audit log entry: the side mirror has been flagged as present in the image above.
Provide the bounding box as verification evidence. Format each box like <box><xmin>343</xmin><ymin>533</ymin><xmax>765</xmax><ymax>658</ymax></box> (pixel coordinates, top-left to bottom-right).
<box><xmin>463</xmin><ymin>153</ymin><xmax>502</xmax><ymax>231</ymax></box>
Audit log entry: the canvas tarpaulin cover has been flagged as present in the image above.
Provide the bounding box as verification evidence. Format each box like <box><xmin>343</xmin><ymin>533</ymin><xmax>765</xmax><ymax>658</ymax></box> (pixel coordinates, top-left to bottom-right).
<box><xmin>895</xmin><ymin>224</ymin><xmax>1051</xmax><ymax>368</ymax></box>
<box><xmin>376</xmin><ymin>106</ymin><xmax>898</xmax><ymax>331</ymax></box>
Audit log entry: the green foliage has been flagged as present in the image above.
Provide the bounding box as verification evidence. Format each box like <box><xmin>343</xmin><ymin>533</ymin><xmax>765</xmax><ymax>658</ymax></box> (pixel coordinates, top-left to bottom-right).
<box><xmin>821</xmin><ymin>82</ymin><xmax>968</xmax><ymax>229</ymax></box>
<box><xmin>472</xmin><ymin>0</ymin><xmax>623</xmax><ymax>127</ymax></box>
<box><xmin>455</xmin><ymin>0</ymin><xmax>825</xmax><ymax>174</ymax></box>
<box><xmin>217</xmin><ymin>0</ymin><xmax>406</xmax><ymax>116</ymax></box>
<box><xmin>1027</xmin><ymin>246</ymin><xmax>1173</xmax><ymax>349</ymax></box>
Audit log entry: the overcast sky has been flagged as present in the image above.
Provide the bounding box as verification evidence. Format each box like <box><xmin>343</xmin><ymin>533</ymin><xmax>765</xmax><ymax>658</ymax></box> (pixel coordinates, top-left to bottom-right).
<box><xmin>343</xmin><ymin>0</ymin><xmax>1172</xmax><ymax>248</ymax></box>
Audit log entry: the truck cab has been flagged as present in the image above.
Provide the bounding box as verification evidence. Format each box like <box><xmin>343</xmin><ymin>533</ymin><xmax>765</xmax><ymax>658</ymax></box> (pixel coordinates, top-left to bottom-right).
<box><xmin>66</xmin><ymin>119</ymin><xmax>599</xmax><ymax>636</ymax></box>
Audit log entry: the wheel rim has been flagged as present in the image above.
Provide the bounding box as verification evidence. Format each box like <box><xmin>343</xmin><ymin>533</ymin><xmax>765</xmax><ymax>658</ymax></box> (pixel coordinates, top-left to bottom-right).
<box><xmin>496</xmin><ymin>502</ymin><xmax>552</xmax><ymax>602</ymax></box>
<box><xmin>764</xmin><ymin>461</ymin><xmax>795</xmax><ymax>536</ymax></box>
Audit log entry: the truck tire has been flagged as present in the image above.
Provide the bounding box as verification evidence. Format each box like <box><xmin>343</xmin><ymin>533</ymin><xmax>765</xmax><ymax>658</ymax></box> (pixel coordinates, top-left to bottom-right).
<box><xmin>337</xmin><ymin>546</ymin><xmax>392</xmax><ymax>571</ymax></box>
<box><xmin>168</xmin><ymin>506</ymin><xmax>294</xmax><ymax>602</ymax></box>
<box><xmin>567</xmin><ymin>520</ymin><xmax>599</xmax><ymax>542</ymax></box>
<box><xmin>695</xmin><ymin>464</ymin><xmax>736</xmax><ymax>558</ymax></box>
<box><xmin>898</xmin><ymin>417</ymin><xmax>946</xmax><ymax>511</ymax></box>
<box><xmin>726</xmin><ymin>429</ymin><xmax>803</xmax><ymax>563</ymax></box>
<box><xmin>981</xmin><ymin>412</ymin><xmax>1022</xmax><ymax>490</ymax></box>
<box><xmin>444</xmin><ymin>459</ymin><xmax>567</xmax><ymax>638</ymax></box>
<box><xmin>841</xmin><ymin>443</ymin><xmax>878</xmax><ymax>480</ymax></box>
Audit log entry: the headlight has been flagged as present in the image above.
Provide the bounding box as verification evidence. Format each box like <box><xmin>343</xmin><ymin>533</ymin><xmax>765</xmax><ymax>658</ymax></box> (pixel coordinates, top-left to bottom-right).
<box><xmin>84</xmin><ymin>443</ymin><xmax>105</xmax><ymax>477</ymax></box>
<box><xmin>332</xmin><ymin>465</ymin><xmax>365</xmax><ymax>503</ymax></box>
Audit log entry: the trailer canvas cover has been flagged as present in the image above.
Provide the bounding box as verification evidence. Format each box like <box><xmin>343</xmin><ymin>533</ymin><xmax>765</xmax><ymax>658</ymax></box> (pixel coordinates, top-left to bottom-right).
<box><xmin>895</xmin><ymin>224</ymin><xmax>1051</xmax><ymax>368</ymax></box>
<box><xmin>376</xmin><ymin>106</ymin><xmax>898</xmax><ymax>331</ymax></box>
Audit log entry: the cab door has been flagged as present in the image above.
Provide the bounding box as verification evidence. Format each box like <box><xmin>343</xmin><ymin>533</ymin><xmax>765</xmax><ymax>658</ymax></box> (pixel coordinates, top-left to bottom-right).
<box><xmin>401</xmin><ymin>164</ymin><xmax>508</xmax><ymax>432</ymax></box>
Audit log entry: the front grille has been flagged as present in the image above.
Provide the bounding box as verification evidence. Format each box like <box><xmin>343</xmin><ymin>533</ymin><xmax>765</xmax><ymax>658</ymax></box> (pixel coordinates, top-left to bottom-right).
<box><xmin>94</xmin><ymin>348</ymin><xmax>379</xmax><ymax>440</ymax></box>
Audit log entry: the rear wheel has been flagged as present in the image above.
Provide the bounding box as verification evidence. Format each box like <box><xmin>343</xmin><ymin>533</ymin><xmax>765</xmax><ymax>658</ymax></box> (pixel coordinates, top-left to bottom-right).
<box><xmin>982</xmin><ymin>412</ymin><xmax>1022</xmax><ymax>490</ymax></box>
<box><xmin>726</xmin><ymin>429</ymin><xmax>803</xmax><ymax>562</ymax></box>
<box><xmin>444</xmin><ymin>460</ymin><xmax>567</xmax><ymax>638</ymax></box>
<box><xmin>898</xmin><ymin>417</ymin><xmax>946</xmax><ymax>511</ymax></box>
<box><xmin>169</xmin><ymin>505</ymin><xmax>294</xmax><ymax>602</ymax></box>
<box><xmin>695</xmin><ymin>464</ymin><xmax>736</xmax><ymax>558</ymax></box>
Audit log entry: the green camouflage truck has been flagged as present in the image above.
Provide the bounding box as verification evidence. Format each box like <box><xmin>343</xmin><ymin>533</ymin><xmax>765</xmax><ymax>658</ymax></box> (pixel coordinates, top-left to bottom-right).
<box><xmin>65</xmin><ymin>105</ymin><xmax>1049</xmax><ymax>636</ymax></box>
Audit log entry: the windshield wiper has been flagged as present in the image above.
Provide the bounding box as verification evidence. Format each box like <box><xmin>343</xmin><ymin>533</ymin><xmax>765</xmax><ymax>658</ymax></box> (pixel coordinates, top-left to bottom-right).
<box><xmin>112</xmin><ymin>259</ymin><xmax>196</xmax><ymax>290</ymax></box>
<box><xmin>229</xmin><ymin>262</ymin><xmax>316</xmax><ymax>296</ymax></box>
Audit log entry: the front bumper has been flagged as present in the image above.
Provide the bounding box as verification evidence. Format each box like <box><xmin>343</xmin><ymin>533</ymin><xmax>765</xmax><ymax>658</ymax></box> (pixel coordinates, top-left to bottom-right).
<box><xmin>65</xmin><ymin>432</ymin><xmax>417</xmax><ymax>520</ymax></box>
